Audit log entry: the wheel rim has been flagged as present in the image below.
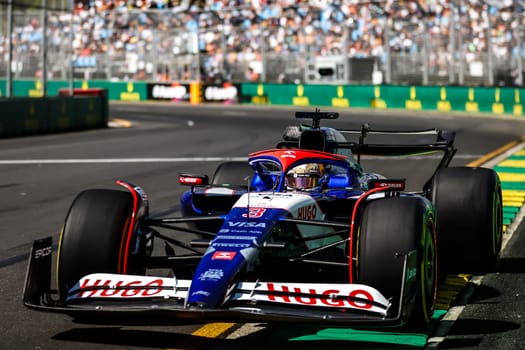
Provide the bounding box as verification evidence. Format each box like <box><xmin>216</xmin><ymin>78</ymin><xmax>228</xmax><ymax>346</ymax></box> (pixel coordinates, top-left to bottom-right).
<box><xmin>56</xmin><ymin>225</ymin><xmax>66</xmax><ymax>299</ymax></box>
<box><xmin>420</xmin><ymin>217</ymin><xmax>437</xmax><ymax>323</ymax></box>
<box><xmin>492</xmin><ymin>186</ymin><xmax>503</xmax><ymax>256</ymax></box>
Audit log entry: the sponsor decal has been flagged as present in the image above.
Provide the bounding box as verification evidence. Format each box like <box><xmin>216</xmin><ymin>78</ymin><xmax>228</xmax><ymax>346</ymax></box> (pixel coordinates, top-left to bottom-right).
<box><xmin>34</xmin><ymin>246</ymin><xmax>52</xmax><ymax>259</ymax></box>
<box><xmin>76</xmin><ymin>278</ymin><xmax>165</xmax><ymax>298</ymax></box>
<box><xmin>280</xmin><ymin>151</ymin><xmax>297</xmax><ymax>159</ymax></box>
<box><xmin>69</xmin><ymin>274</ymin><xmax>191</xmax><ymax>300</ymax></box>
<box><xmin>226</xmin><ymin>229</ymin><xmax>260</xmax><ymax>234</ymax></box>
<box><xmin>179</xmin><ymin>175</ymin><xmax>205</xmax><ymax>185</ymax></box>
<box><xmin>134</xmin><ymin>186</ymin><xmax>148</xmax><ymax>201</ymax></box>
<box><xmin>297</xmin><ymin>204</ymin><xmax>317</xmax><ymax>220</ymax></box>
<box><xmin>226</xmin><ymin>221</ymin><xmax>266</xmax><ymax>228</ymax></box>
<box><xmin>234</xmin><ymin>202</ymin><xmax>276</xmax><ymax>209</ymax></box>
<box><xmin>233</xmin><ymin>193</ymin><xmax>294</xmax><ymax>209</ymax></box>
<box><xmin>242</xmin><ymin>208</ymin><xmax>267</xmax><ymax>218</ymax></box>
<box><xmin>203</xmin><ymin>85</ymin><xmax>238</xmax><ymax>101</ymax></box>
<box><xmin>367</xmin><ymin>178</ymin><xmax>406</xmax><ymax>191</ymax></box>
<box><xmin>271</xmin><ymin>193</ymin><xmax>294</xmax><ymax>198</ymax></box>
<box><xmin>212</xmin><ymin>242</ymin><xmax>251</xmax><ymax>248</ymax></box>
<box><xmin>212</xmin><ymin>251</ymin><xmax>236</xmax><ymax>260</ymax></box>
<box><xmin>243</xmin><ymin>203</ymin><xmax>277</xmax><ymax>208</ymax></box>
<box><xmin>191</xmin><ymin>290</ymin><xmax>211</xmax><ymax>297</ymax></box>
<box><xmin>151</xmin><ymin>84</ymin><xmax>188</xmax><ymax>100</ymax></box>
<box><xmin>215</xmin><ymin>235</ymin><xmax>258</xmax><ymax>240</ymax></box>
<box><xmin>198</xmin><ymin>269</ymin><xmax>224</xmax><ymax>282</ymax></box>
<box><xmin>266</xmin><ymin>283</ymin><xmax>375</xmax><ymax>309</ymax></box>
<box><xmin>372</xmin><ymin>181</ymin><xmax>405</xmax><ymax>190</ymax></box>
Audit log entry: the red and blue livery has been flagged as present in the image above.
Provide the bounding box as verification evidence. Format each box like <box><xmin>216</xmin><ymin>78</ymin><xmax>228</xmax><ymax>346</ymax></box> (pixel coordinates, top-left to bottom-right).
<box><xmin>23</xmin><ymin>110</ymin><xmax>502</xmax><ymax>329</ymax></box>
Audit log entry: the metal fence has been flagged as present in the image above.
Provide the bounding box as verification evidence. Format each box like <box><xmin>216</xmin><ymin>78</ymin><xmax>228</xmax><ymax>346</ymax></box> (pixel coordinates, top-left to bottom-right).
<box><xmin>1</xmin><ymin>2</ymin><xmax>524</xmax><ymax>87</ymax></box>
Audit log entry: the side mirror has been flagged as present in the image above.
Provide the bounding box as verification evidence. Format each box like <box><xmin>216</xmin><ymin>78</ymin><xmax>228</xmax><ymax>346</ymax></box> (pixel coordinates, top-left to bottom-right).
<box><xmin>179</xmin><ymin>174</ymin><xmax>209</xmax><ymax>186</ymax></box>
<box><xmin>368</xmin><ymin>179</ymin><xmax>406</xmax><ymax>191</ymax></box>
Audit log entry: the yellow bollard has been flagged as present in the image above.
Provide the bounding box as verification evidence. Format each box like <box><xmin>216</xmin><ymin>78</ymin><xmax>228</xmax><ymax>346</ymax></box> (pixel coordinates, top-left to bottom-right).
<box><xmin>189</xmin><ymin>81</ymin><xmax>201</xmax><ymax>104</ymax></box>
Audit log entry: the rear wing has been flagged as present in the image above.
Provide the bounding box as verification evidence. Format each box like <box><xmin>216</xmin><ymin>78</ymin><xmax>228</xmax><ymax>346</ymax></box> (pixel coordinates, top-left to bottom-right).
<box><xmin>339</xmin><ymin>125</ymin><xmax>456</xmax><ymax>162</ymax></box>
<box><xmin>279</xmin><ymin>111</ymin><xmax>457</xmax><ymax>171</ymax></box>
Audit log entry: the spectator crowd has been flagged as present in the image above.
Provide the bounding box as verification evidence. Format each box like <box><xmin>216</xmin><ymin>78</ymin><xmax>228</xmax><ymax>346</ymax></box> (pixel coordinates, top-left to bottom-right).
<box><xmin>1</xmin><ymin>0</ymin><xmax>524</xmax><ymax>84</ymax></box>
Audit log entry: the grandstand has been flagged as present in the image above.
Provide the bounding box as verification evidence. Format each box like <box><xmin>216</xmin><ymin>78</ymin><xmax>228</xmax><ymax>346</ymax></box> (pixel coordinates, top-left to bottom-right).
<box><xmin>0</xmin><ymin>0</ymin><xmax>523</xmax><ymax>86</ymax></box>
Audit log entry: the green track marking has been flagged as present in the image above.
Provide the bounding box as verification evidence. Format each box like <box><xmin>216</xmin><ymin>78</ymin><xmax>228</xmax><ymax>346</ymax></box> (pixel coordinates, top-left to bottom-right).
<box><xmin>494</xmin><ymin>166</ymin><xmax>525</xmax><ymax>173</ymax></box>
<box><xmin>502</xmin><ymin>182</ymin><xmax>525</xmax><ymax>190</ymax></box>
<box><xmin>290</xmin><ymin>328</ymin><xmax>428</xmax><ymax>347</ymax></box>
<box><xmin>498</xmin><ymin>149</ymin><xmax>525</xmax><ymax>227</ymax></box>
<box><xmin>504</xmin><ymin>207</ymin><xmax>520</xmax><ymax>214</ymax></box>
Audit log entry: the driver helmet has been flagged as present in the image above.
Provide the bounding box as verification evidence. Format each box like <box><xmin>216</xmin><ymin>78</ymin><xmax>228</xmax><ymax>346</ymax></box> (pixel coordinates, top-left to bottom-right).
<box><xmin>285</xmin><ymin>163</ymin><xmax>324</xmax><ymax>191</ymax></box>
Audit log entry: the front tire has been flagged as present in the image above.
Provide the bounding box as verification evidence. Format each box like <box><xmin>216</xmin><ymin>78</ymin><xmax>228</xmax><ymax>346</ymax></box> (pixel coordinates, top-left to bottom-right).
<box><xmin>357</xmin><ymin>196</ymin><xmax>437</xmax><ymax>326</ymax></box>
<box><xmin>57</xmin><ymin>189</ymin><xmax>133</xmax><ymax>301</ymax></box>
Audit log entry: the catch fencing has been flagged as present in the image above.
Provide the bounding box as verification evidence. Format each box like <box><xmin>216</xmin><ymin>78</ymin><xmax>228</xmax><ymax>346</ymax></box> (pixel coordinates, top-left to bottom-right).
<box><xmin>0</xmin><ymin>3</ymin><xmax>523</xmax><ymax>87</ymax></box>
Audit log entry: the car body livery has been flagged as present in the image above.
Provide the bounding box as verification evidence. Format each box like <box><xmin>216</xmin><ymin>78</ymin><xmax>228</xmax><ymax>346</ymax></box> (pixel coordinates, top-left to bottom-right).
<box><xmin>24</xmin><ymin>110</ymin><xmax>502</xmax><ymax>328</ymax></box>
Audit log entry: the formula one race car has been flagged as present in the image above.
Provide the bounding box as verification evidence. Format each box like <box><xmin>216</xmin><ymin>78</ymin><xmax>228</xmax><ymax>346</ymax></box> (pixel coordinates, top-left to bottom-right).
<box><xmin>24</xmin><ymin>110</ymin><xmax>502</xmax><ymax>329</ymax></box>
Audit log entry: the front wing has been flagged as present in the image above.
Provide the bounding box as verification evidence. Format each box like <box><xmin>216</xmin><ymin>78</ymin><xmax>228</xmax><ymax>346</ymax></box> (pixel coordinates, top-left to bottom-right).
<box><xmin>23</xmin><ymin>237</ymin><xmax>411</xmax><ymax>326</ymax></box>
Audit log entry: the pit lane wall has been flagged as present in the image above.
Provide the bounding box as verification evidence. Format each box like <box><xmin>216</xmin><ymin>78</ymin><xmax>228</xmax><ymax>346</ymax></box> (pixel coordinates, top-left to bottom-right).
<box><xmin>1</xmin><ymin>79</ymin><xmax>524</xmax><ymax>137</ymax></box>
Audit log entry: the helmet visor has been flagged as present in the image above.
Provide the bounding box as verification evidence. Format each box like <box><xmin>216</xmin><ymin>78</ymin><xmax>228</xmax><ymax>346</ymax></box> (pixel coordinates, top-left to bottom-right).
<box><xmin>286</xmin><ymin>173</ymin><xmax>319</xmax><ymax>189</ymax></box>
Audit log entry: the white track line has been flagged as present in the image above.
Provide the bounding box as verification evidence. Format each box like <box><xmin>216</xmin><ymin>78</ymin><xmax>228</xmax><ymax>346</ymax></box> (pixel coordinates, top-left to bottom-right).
<box><xmin>0</xmin><ymin>154</ymin><xmax>481</xmax><ymax>165</ymax></box>
<box><xmin>0</xmin><ymin>157</ymin><xmax>247</xmax><ymax>165</ymax></box>
<box><xmin>426</xmin><ymin>275</ymin><xmax>484</xmax><ymax>348</ymax></box>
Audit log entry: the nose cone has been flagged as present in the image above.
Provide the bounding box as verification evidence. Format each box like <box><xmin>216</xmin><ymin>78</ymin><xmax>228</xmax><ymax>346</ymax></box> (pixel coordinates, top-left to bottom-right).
<box><xmin>187</xmin><ymin>252</ymin><xmax>245</xmax><ymax>308</ymax></box>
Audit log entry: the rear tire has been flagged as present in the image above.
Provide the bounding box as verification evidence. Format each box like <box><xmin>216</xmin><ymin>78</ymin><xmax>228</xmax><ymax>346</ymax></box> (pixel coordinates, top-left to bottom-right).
<box><xmin>57</xmin><ymin>189</ymin><xmax>133</xmax><ymax>301</ymax></box>
<box><xmin>357</xmin><ymin>196</ymin><xmax>437</xmax><ymax>326</ymax></box>
<box><xmin>211</xmin><ymin>161</ymin><xmax>253</xmax><ymax>186</ymax></box>
<box><xmin>431</xmin><ymin>167</ymin><xmax>503</xmax><ymax>274</ymax></box>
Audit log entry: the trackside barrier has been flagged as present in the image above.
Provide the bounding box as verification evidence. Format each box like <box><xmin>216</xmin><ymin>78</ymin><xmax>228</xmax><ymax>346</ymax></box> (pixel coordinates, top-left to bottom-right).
<box><xmin>58</xmin><ymin>88</ymin><xmax>109</xmax><ymax>128</ymax></box>
<box><xmin>0</xmin><ymin>79</ymin><xmax>147</xmax><ymax>101</ymax></box>
<box><xmin>0</xmin><ymin>89</ymin><xmax>108</xmax><ymax>138</ymax></box>
<box><xmin>0</xmin><ymin>78</ymin><xmax>523</xmax><ymax>118</ymax></box>
<box><xmin>1</xmin><ymin>79</ymin><xmax>524</xmax><ymax>138</ymax></box>
<box><xmin>240</xmin><ymin>83</ymin><xmax>525</xmax><ymax>117</ymax></box>
<box><xmin>493</xmin><ymin>145</ymin><xmax>525</xmax><ymax>231</ymax></box>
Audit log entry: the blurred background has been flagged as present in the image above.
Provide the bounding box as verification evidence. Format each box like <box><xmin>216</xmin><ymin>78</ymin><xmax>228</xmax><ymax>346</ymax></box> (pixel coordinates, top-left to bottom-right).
<box><xmin>1</xmin><ymin>0</ymin><xmax>523</xmax><ymax>87</ymax></box>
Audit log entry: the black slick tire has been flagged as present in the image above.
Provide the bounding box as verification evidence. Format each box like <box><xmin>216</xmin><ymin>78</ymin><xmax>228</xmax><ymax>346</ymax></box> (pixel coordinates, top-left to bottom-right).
<box><xmin>357</xmin><ymin>196</ymin><xmax>437</xmax><ymax>326</ymax></box>
<box><xmin>431</xmin><ymin>167</ymin><xmax>503</xmax><ymax>274</ymax></box>
<box><xmin>57</xmin><ymin>189</ymin><xmax>133</xmax><ymax>301</ymax></box>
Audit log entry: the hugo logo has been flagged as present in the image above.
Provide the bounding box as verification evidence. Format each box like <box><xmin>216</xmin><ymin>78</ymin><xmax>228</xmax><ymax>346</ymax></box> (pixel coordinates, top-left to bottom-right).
<box><xmin>76</xmin><ymin>278</ymin><xmax>164</xmax><ymax>298</ymax></box>
<box><xmin>297</xmin><ymin>204</ymin><xmax>317</xmax><ymax>220</ymax></box>
<box><xmin>266</xmin><ymin>283</ymin><xmax>375</xmax><ymax>309</ymax></box>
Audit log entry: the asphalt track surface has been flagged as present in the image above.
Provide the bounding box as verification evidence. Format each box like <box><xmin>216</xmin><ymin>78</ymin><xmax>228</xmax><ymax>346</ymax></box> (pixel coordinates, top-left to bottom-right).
<box><xmin>1</xmin><ymin>103</ymin><xmax>524</xmax><ymax>350</ymax></box>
